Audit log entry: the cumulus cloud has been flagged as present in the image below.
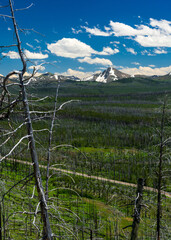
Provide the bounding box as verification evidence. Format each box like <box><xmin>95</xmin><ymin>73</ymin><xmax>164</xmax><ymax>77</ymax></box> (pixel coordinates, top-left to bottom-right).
<box><xmin>122</xmin><ymin>65</ymin><xmax>171</xmax><ymax>76</ymax></box>
<box><xmin>150</xmin><ymin>18</ymin><xmax>171</xmax><ymax>34</ymax></box>
<box><xmin>83</xmin><ymin>26</ymin><xmax>112</xmax><ymax>36</ymax></box>
<box><xmin>2</xmin><ymin>50</ymin><xmax>48</xmax><ymax>59</ymax></box>
<box><xmin>126</xmin><ymin>48</ymin><xmax>137</xmax><ymax>55</ymax></box>
<box><xmin>154</xmin><ymin>49</ymin><xmax>167</xmax><ymax>54</ymax></box>
<box><xmin>110</xmin><ymin>18</ymin><xmax>171</xmax><ymax>47</ymax></box>
<box><xmin>2</xmin><ymin>51</ymin><xmax>20</xmax><ymax>59</ymax></box>
<box><xmin>47</xmin><ymin>38</ymin><xmax>97</xmax><ymax>58</ymax></box>
<box><xmin>56</xmin><ymin>68</ymin><xmax>97</xmax><ymax>79</ymax></box>
<box><xmin>47</xmin><ymin>38</ymin><xmax>118</xmax><ymax>62</ymax></box>
<box><xmin>78</xmin><ymin>57</ymin><xmax>113</xmax><ymax>66</ymax></box>
<box><xmin>24</xmin><ymin>50</ymin><xmax>48</xmax><ymax>59</ymax></box>
<box><xmin>81</xmin><ymin>18</ymin><xmax>171</xmax><ymax>48</ymax></box>
<box><xmin>135</xmin><ymin>35</ymin><xmax>171</xmax><ymax>47</ymax></box>
<box><xmin>100</xmin><ymin>47</ymin><xmax>119</xmax><ymax>55</ymax></box>
<box><xmin>28</xmin><ymin>65</ymin><xmax>45</xmax><ymax>71</ymax></box>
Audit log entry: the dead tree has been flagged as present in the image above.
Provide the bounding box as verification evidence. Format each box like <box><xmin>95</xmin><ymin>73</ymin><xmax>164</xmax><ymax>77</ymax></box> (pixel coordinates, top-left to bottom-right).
<box><xmin>130</xmin><ymin>178</ymin><xmax>144</xmax><ymax>240</ymax></box>
<box><xmin>0</xmin><ymin>1</ymin><xmax>53</xmax><ymax>239</ymax></box>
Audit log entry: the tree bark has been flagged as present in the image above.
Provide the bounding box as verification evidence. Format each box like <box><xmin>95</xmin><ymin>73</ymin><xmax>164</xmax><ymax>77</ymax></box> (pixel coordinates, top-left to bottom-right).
<box><xmin>131</xmin><ymin>178</ymin><xmax>144</xmax><ymax>240</ymax></box>
<box><xmin>8</xmin><ymin>0</ymin><xmax>53</xmax><ymax>238</ymax></box>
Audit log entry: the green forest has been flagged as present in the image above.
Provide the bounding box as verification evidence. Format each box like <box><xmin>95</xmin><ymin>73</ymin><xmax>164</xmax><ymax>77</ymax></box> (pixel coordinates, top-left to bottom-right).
<box><xmin>1</xmin><ymin>77</ymin><xmax>171</xmax><ymax>239</ymax></box>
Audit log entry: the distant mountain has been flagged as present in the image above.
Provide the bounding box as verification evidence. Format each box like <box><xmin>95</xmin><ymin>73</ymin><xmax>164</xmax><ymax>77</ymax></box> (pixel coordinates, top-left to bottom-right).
<box><xmin>153</xmin><ymin>72</ymin><xmax>171</xmax><ymax>81</ymax></box>
<box><xmin>39</xmin><ymin>72</ymin><xmax>80</xmax><ymax>81</ymax></box>
<box><xmin>1</xmin><ymin>69</ymin><xmax>171</xmax><ymax>84</ymax></box>
<box><xmin>84</xmin><ymin>67</ymin><xmax>131</xmax><ymax>83</ymax></box>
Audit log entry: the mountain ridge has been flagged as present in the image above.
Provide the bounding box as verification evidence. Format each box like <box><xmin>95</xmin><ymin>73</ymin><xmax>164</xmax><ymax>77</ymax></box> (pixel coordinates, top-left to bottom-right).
<box><xmin>1</xmin><ymin>68</ymin><xmax>171</xmax><ymax>83</ymax></box>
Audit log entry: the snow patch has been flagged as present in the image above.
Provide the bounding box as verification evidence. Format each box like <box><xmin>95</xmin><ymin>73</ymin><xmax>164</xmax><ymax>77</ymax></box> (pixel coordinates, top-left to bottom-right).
<box><xmin>84</xmin><ymin>75</ymin><xmax>94</xmax><ymax>81</ymax></box>
<box><xmin>96</xmin><ymin>74</ymin><xmax>107</xmax><ymax>83</ymax></box>
<box><xmin>109</xmin><ymin>67</ymin><xmax>118</xmax><ymax>80</ymax></box>
<box><xmin>54</xmin><ymin>74</ymin><xmax>58</xmax><ymax>80</ymax></box>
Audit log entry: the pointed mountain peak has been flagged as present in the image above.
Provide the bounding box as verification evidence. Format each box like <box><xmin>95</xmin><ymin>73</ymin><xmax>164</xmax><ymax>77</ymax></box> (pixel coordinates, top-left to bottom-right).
<box><xmin>84</xmin><ymin>67</ymin><xmax>131</xmax><ymax>83</ymax></box>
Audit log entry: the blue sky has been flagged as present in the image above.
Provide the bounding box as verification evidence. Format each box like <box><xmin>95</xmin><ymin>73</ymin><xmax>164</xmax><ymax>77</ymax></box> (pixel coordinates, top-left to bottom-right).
<box><xmin>0</xmin><ymin>0</ymin><xmax>171</xmax><ymax>78</ymax></box>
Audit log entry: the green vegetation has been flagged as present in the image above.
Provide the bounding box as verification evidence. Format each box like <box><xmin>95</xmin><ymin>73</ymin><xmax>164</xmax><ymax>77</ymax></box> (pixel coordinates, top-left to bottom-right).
<box><xmin>1</xmin><ymin>77</ymin><xmax>171</xmax><ymax>239</ymax></box>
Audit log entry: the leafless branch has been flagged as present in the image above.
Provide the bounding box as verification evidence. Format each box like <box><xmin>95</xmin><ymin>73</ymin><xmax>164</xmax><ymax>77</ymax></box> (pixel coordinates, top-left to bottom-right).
<box><xmin>1</xmin><ymin>172</ymin><xmax>34</xmax><ymax>201</ymax></box>
<box><xmin>0</xmin><ymin>44</ymin><xmax>17</xmax><ymax>48</ymax></box>
<box><xmin>31</xmin><ymin>185</ymin><xmax>36</xmax><ymax>199</ymax></box>
<box><xmin>14</xmin><ymin>3</ymin><xmax>34</xmax><ymax>11</ymax></box>
<box><xmin>57</xmin><ymin>100</ymin><xmax>80</xmax><ymax>111</ymax></box>
<box><xmin>0</xmin><ymin>135</ymin><xmax>30</xmax><ymax>162</ymax></box>
<box><xmin>0</xmin><ymin>14</ymin><xmax>13</xmax><ymax>18</ymax></box>
<box><xmin>0</xmin><ymin>4</ymin><xmax>9</xmax><ymax>8</ymax></box>
<box><xmin>0</xmin><ymin>122</ymin><xmax>27</xmax><ymax>137</ymax></box>
<box><xmin>29</xmin><ymin>96</ymin><xmax>49</xmax><ymax>102</ymax></box>
<box><xmin>33</xmin><ymin>202</ymin><xmax>41</xmax><ymax>231</ymax></box>
<box><xmin>18</xmin><ymin>27</ymin><xmax>45</xmax><ymax>37</ymax></box>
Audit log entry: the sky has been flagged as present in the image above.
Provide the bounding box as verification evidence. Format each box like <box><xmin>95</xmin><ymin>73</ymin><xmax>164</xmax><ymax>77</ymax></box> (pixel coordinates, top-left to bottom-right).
<box><xmin>0</xmin><ymin>0</ymin><xmax>171</xmax><ymax>78</ymax></box>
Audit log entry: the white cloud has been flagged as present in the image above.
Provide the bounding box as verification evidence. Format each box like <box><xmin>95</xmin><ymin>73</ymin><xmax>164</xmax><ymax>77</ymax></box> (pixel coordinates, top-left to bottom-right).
<box><xmin>82</xmin><ymin>18</ymin><xmax>171</xmax><ymax>48</ymax></box>
<box><xmin>110</xmin><ymin>41</ymin><xmax>120</xmax><ymax>44</ymax></box>
<box><xmin>29</xmin><ymin>65</ymin><xmax>45</xmax><ymax>71</ymax></box>
<box><xmin>8</xmin><ymin>27</ymin><xmax>12</xmax><ymax>31</ymax></box>
<box><xmin>126</xmin><ymin>48</ymin><xmax>137</xmax><ymax>55</ymax></box>
<box><xmin>149</xmin><ymin>65</ymin><xmax>156</xmax><ymax>67</ymax></box>
<box><xmin>122</xmin><ymin>65</ymin><xmax>171</xmax><ymax>76</ymax></box>
<box><xmin>47</xmin><ymin>38</ymin><xmax>118</xmax><ymax>61</ymax></box>
<box><xmin>2</xmin><ymin>50</ymin><xmax>48</xmax><ymax>59</ymax></box>
<box><xmin>150</xmin><ymin>18</ymin><xmax>171</xmax><ymax>34</ymax></box>
<box><xmin>24</xmin><ymin>50</ymin><xmax>48</xmax><ymax>59</ymax></box>
<box><xmin>9</xmin><ymin>71</ymin><xmax>42</xmax><ymax>79</ymax></box>
<box><xmin>83</xmin><ymin>26</ymin><xmax>112</xmax><ymax>36</ymax></box>
<box><xmin>132</xmin><ymin>62</ymin><xmax>140</xmax><ymax>65</ymax></box>
<box><xmin>71</xmin><ymin>28</ymin><xmax>82</xmax><ymax>34</ymax></box>
<box><xmin>100</xmin><ymin>47</ymin><xmax>119</xmax><ymax>55</ymax></box>
<box><xmin>2</xmin><ymin>51</ymin><xmax>20</xmax><ymax>59</ymax></box>
<box><xmin>135</xmin><ymin>35</ymin><xmax>171</xmax><ymax>47</ymax></box>
<box><xmin>110</xmin><ymin>21</ymin><xmax>137</xmax><ymax>36</ymax></box>
<box><xmin>56</xmin><ymin>68</ymin><xmax>96</xmax><ymax>79</ymax></box>
<box><xmin>110</xmin><ymin>20</ymin><xmax>161</xmax><ymax>37</ymax></box>
<box><xmin>78</xmin><ymin>57</ymin><xmax>112</xmax><ymax>66</ymax></box>
<box><xmin>47</xmin><ymin>38</ymin><xmax>97</xmax><ymax>58</ymax></box>
<box><xmin>154</xmin><ymin>49</ymin><xmax>167</xmax><ymax>54</ymax></box>
<box><xmin>78</xmin><ymin>66</ymin><xmax>84</xmax><ymax>70</ymax></box>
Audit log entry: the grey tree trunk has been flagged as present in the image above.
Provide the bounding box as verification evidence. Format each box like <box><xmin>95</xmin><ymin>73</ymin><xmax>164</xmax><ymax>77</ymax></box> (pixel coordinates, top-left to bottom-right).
<box><xmin>8</xmin><ymin>0</ymin><xmax>53</xmax><ymax>238</ymax></box>
<box><xmin>130</xmin><ymin>178</ymin><xmax>144</xmax><ymax>240</ymax></box>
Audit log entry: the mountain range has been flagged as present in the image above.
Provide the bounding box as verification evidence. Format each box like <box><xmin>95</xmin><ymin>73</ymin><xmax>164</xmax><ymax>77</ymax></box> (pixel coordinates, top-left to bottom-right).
<box><xmin>1</xmin><ymin>67</ymin><xmax>171</xmax><ymax>83</ymax></box>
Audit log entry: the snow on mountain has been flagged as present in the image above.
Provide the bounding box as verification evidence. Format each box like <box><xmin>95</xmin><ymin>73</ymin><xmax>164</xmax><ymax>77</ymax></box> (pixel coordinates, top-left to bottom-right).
<box><xmin>84</xmin><ymin>67</ymin><xmax>130</xmax><ymax>83</ymax></box>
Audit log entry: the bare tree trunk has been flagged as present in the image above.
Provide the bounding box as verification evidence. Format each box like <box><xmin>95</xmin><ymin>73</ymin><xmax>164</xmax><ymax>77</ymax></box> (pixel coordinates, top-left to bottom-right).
<box><xmin>8</xmin><ymin>0</ymin><xmax>52</xmax><ymax>238</ymax></box>
<box><xmin>130</xmin><ymin>178</ymin><xmax>144</xmax><ymax>240</ymax></box>
<box><xmin>46</xmin><ymin>82</ymin><xmax>60</xmax><ymax>200</ymax></box>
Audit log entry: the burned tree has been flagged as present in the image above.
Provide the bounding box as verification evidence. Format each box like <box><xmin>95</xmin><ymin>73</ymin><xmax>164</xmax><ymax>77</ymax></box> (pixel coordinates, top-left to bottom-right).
<box><xmin>0</xmin><ymin>1</ymin><xmax>53</xmax><ymax>239</ymax></box>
